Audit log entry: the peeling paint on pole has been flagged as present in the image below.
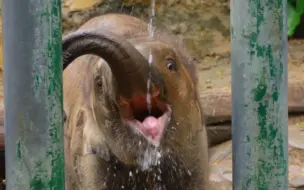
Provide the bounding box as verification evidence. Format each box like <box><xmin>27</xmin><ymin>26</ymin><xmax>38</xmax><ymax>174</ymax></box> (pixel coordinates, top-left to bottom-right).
<box><xmin>3</xmin><ymin>0</ymin><xmax>64</xmax><ymax>189</ymax></box>
<box><xmin>231</xmin><ymin>0</ymin><xmax>288</xmax><ymax>190</ymax></box>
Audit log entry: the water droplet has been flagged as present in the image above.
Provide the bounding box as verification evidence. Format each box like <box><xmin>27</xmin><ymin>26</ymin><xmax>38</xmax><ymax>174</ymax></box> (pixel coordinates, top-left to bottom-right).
<box><xmin>157</xmin><ymin>175</ymin><xmax>161</xmax><ymax>180</ymax></box>
<box><xmin>148</xmin><ymin>53</ymin><xmax>153</xmax><ymax>65</ymax></box>
<box><xmin>187</xmin><ymin>170</ymin><xmax>192</xmax><ymax>176</ymax></box>
<box><xmin>137</xmin><ymin>147</ymin><xmax>162</xmax><ymax>171</ymax></box>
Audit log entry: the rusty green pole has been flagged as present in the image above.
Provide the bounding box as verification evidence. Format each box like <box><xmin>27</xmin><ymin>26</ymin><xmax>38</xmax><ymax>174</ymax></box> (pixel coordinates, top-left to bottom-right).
<box><xmin>3</xmin><ymin>0</ymin><xmax>64</xmax><ymax>189</ymax></box>
<box><xmin>231</xmin><ymin>0</ymin><xmax>288</xmax><ymax>190</ymax></box>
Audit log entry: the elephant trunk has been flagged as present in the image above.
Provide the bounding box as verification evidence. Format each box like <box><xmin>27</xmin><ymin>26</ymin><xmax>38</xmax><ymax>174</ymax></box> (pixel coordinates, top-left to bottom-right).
<box><xmin>62</xmin><ymin>29</ymin><xmax>161</xmax><ymax>99</ymax></box>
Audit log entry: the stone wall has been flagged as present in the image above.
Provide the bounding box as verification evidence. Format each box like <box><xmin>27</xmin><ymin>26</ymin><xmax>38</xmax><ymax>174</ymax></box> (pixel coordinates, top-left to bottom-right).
<box><xmin>62</xmin><ymin>0</ymin><xmax>231</xmax><ymax>60</ymax></box>
<box><xmin>0</xmin><ymin>0</ymin><xmax>231</xmax><ymax>71</ymax></box>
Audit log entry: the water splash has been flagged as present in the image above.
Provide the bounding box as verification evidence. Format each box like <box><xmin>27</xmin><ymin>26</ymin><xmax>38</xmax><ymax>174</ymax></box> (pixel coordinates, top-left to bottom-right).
<box><xmin>137</xmin><ymin>146</ymin><xmax>162</xmax><ymax>171</ymax></box>
<box><xmin>146</xmin><ymin>0</ymin><xmax>156</xmax><ymax>114</ymax></box>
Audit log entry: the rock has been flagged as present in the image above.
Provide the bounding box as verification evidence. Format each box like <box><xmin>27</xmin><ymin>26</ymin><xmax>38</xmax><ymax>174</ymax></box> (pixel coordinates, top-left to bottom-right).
<box><xmin>204</xmin><ymin>80</ymin><xmax>304</xmax><ymax>146</ymax></box>
<box><xmin>63</xmin><ymin>0</ymin><xmax>104</xmax><ymax>12</ymax></box>
<box><xmin>61</xmin><ymin>0</ymin><xmax>231</xmax><ymax>60</ymax></box>
<box><xmin>201</xmin><ymin>80</ymin><xmax>304</xmax><ymax>125</ymax></box>
<box><xmin>207</xmin><ymin>125</ymin><xmax>231</xmax><ymax>146</ymax></box>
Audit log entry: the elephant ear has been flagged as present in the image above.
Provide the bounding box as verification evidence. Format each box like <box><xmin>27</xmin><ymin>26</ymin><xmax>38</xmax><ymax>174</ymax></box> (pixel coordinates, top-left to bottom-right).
<box><xmin>186</xmin><ymin>56</ymin><xmax>198</xmax><ymax>84</ymax></box>
<box><xmin>79</xmin><ymin>107</ymin><xmax>110</xmax><ymax>161</ymax></box>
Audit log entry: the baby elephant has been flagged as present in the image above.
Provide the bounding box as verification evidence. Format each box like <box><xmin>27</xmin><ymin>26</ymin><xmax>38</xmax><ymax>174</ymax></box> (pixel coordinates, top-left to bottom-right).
<box><xmin>62</xmin><ymin>13</ymin><xmax>209</xmax><ymax>190</ymax></box>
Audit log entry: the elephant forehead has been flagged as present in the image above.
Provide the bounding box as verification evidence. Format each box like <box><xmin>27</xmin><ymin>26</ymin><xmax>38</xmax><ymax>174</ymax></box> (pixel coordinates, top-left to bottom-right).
<box><xmin>133</xmin><ymin>41</ymin><xmax>175</xmax><ymax>56</ymax></box>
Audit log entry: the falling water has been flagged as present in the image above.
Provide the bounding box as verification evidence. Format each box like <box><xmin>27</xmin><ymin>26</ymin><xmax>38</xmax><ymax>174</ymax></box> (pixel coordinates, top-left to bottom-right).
<box><xmin>140</xmin><ymin>1</ymin><xmax>164</xmax><ymax>184</ymax></box>
<box><xmin>146</xmin><ymin>0</ymin><xmax>156</xmax><ymax>113</ymax></box>
<box><xmin>147</xmin><ymin>0</ymin><xmax>156</xmax><ymax>39</ymax></box>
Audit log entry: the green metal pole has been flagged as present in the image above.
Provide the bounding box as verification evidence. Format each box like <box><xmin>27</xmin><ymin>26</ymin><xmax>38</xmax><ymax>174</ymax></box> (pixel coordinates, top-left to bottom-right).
<box><xmin>230</xmin><ymin>0</ymin><xmax>288</xmax><ymax>190</ymax></box>
<box><xmin>3</xmin><ymin>0</ymin><xmax>64</xmax><ymax>189</ymax></box>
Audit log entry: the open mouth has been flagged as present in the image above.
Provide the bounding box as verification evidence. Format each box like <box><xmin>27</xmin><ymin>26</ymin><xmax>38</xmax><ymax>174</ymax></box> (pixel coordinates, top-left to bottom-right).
<box><xmin>119</xmin><ymin>94</ymin><xmax>172</xmax><ymax>147</ymax></box>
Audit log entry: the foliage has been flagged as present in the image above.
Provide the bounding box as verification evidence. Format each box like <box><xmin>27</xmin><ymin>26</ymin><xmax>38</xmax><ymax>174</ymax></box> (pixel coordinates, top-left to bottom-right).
<box><xmin>288</xmin><ymin>0</ymin><xmax>304</xmax><ymax>37</ymax></box>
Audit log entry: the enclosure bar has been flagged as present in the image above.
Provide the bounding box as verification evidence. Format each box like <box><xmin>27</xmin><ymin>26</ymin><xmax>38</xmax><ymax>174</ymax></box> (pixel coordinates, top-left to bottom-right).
<box><xmin>230</xmin><ymin>0</ymin><xmax>288</xmax><ymax>190</ymax></box>
<box><xmin>3</xmin><ymin>0</ymin><xmax>65</xmax><ymax>189</ymax></box>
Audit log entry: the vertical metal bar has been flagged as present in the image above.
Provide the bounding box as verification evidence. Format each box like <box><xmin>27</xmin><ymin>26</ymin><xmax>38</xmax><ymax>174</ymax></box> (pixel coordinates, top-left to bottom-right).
<box><xmin>3</xmin><ymin>0</ymin><xmax>64</xmax><ymax>189</ymax></box>
<box><xmin>231</xmin><ymin>0</ymin><xmax>288</xmax><ymax>190</ymax></box>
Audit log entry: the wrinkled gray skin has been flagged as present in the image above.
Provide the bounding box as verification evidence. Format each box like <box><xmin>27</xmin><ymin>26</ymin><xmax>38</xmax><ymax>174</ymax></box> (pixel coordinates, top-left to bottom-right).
<box><xmin>63</xmin><ymin>13</ymin><xmax>209</xmax><ymax>190</ymax></box>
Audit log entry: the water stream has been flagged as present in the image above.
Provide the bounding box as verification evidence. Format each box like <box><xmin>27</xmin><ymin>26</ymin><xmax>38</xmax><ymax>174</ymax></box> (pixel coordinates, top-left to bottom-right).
<box><xmin>146</xmin><ymin>0</ymin><xmax>156</xmax><ymax>114</ymax></box>
<box><xmin>137</xmin><ymin>0</ymin><xmax>163</xmax><ymax>175</ymax></box>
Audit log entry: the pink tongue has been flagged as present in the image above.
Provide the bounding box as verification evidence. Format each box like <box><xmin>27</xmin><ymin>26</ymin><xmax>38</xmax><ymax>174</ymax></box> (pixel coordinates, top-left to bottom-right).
<box><xmin>141</xmin><ymin>116</ymin><xmax>160</xmax><ymax>139</ymax></box>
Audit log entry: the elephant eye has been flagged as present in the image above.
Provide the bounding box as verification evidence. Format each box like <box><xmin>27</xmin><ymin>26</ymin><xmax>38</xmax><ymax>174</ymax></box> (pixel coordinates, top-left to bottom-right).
<box><xmin>166</xmin><ymin>59</ymin><xmax>177</xmax><ymax>72</ymax></box>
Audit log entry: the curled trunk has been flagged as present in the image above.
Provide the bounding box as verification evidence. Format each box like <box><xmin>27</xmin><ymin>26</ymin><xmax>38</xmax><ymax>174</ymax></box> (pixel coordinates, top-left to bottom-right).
<box><xmin>62</xmin><ymin>29</ymin><xmax>158</xmax><ymax>99</ymax></box>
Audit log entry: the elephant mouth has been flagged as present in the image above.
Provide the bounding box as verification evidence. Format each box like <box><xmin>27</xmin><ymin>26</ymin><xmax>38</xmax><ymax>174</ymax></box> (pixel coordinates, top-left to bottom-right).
<box><xmin>119</xmin><ymin>94</ymin><xmax>172</xmax><ymax>147</ymax></box>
